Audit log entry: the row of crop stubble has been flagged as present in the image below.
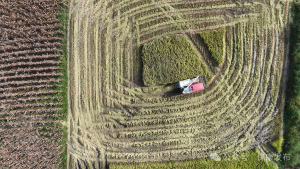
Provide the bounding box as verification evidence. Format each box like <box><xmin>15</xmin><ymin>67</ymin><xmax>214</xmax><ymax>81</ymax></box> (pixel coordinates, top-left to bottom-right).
<box><xmin>0</xmin><ymin>0</ymin><xmax>68</xmax><ymax>168</ymax></box>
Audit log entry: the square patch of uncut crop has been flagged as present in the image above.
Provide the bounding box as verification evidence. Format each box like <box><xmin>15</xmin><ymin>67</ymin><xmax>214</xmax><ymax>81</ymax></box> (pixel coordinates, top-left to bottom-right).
<box><xmin>142</xmin><ymin>34</ymin><xmax>213</xmax><ymax>86</ymax></box>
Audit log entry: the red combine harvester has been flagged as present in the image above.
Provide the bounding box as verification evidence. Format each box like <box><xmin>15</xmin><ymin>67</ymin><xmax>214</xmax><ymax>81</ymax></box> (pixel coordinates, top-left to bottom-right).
<box><xmin>174</xmin><ymin>75</ymin><xmax>207</xmax><ymax>94</ymax></box>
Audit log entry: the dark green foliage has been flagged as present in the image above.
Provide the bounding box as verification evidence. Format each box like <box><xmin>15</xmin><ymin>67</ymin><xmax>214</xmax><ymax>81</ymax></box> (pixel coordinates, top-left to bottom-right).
<box><xmin>199</xmin><ymin>29</ymin><xmax>225</xmax><ymax>66</ymax></box>
<box><xmin>282</xmin><ymin>1</ymin><xmax>300</xmax><ymax>167</ymax></box>
<box><xmin>142</xmin><ymin>35</ymin><xmax>213</xmax><ymax>86</ymax></box>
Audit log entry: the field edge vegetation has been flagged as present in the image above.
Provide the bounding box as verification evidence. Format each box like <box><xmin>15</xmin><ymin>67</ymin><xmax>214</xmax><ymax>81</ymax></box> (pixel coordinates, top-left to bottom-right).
<box><xmin>54</xmin><ymin>1</ymin><xmax>69</xmax><ymax>168</ymax></box>
<box><xmin>282</xmin><ymin>1</ymin><xmax>300</xmax><ymax>167</ymax></box>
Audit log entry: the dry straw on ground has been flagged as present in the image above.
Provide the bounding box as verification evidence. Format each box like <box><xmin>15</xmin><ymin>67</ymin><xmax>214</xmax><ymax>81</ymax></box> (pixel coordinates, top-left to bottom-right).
<box><xmin>68</xmin><ymin>0</ymin><xmax>290</xmax><ymax>168</ymax></box>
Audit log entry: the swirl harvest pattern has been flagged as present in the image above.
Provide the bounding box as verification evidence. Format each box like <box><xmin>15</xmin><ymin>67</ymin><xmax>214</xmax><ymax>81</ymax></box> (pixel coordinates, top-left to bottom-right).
<box><xmin>68</xmin><ymin>0</ymin><xmax>290</xmax><ymax>168</ymax></box>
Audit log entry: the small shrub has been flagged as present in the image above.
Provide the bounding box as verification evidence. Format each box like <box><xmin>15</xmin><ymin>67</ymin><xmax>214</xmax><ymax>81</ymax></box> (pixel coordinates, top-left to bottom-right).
<box><xmin>270</xmin><ymin>136</ymin><xmax>283</xmax><ymax>153</ymax></box>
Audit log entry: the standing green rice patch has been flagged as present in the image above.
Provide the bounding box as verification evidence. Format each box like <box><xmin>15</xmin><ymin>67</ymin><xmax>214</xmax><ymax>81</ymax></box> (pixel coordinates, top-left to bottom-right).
<box><xmin>142</xmin><ymin>34</ymin><xmax>213</xmax><ymax>86</ymax></box>
<box><xmin>199</xmin><ymin>29</ymin><xmax>225</xmax><ymax>66</ymax></box>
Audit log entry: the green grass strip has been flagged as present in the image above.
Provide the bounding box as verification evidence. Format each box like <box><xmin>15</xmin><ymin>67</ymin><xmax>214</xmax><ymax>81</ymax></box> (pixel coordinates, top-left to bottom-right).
<box><xmin>110</xmin><ymin>149</ymin><xmax>276</xmax><ymax>169</ymax></box>
<box><xmin>53</xmin><ymin>1</ymin><xmax>69</xmax><ymax>168</ymax></box>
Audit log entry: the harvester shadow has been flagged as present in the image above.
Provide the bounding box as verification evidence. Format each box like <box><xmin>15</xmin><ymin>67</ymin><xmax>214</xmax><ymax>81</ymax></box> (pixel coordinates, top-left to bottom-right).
<box><xmin>162</xmin><ymin>87</ymin><xmax>182</xmax><ymax>98</ymax></box>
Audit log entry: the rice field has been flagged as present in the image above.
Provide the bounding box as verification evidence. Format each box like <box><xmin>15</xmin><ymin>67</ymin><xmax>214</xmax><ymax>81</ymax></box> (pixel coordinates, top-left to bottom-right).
<box><xmin>141</xmin><ymin>34</ymin><xmax>213</xmax><ymax>86</ymax></box>
<box><xmin>199</xmin><ymin>29</ymin><xmax>226</xmax><ymax>66</ymax></box>
<box><xmin>68</xmin><ymin>0</ymin><xmax>291</xmax><ymax>168</ymax></box>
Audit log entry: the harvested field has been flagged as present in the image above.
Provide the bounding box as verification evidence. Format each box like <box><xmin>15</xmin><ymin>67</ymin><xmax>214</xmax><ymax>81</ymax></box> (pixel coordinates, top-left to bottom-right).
<box><xmin>68</xmin><ymin>0</ymin><xmax>290</xmax><ymax>168</ymax></box>
<box><xmin>0</xmin><ymin>0</ymin><xmax>67</xmax><ymax>168</ymax></box>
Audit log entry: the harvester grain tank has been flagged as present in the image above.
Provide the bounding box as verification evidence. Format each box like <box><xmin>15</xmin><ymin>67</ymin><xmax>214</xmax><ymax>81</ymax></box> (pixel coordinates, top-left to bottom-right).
<box><xmin>174</xmin><ymin>75</ymin><xmax>207</xmax><ymax>94</ymax></box>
